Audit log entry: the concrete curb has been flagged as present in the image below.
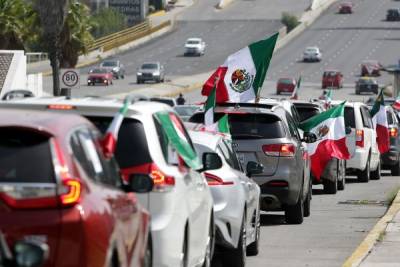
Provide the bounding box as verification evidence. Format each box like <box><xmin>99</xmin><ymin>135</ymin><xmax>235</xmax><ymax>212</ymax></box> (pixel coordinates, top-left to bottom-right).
<box><xmin>149</xmin><ymin>10</ymin><xmax>166</xmax><ymax>17</ymax></box>
<box><xmin>342</xmin><ymin>190</ymin><xmax>400</xmax><ymax>267</ymax></box>
<box><xmin>216</xmin><ymin>0</ymin><xmax>235</xmax><ymax>9</ymax></box>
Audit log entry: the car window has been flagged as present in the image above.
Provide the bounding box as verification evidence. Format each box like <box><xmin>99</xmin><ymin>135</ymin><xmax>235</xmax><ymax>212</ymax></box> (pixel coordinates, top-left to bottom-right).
<box><xmin>101</xmin><ymin>61</ymin><xmax>117</xmax><ymax>67</ymax></box>
<box><xmin>142</xmin><ymin>63</ymin><xmax>158</xmax><ymax>69</ymax></box>
<box><xmin>360</xmin><ymin>106</ymin><xmax>373</xmax><ymax>128</ymax></box>
<box><xmin>295</xmin><ymin>106</ymin><xmax>320</xmax><ymax>122</ymax></box>
<box><xmin>154</xmin><ymin>117</ymin><xmax>179</xmax><ymax>166</ymax></box>
<box><xmin>286</xmin><ymin>112</ymin><xmax>301</xmax><ymax>140</ymax></box>
<box><xmin>387</xmin><ymin>111</ymin><xmax>394</xmax><ymax>125</ymax></box>
<box><xmin>0</xmin><ymin>127</ymin><xmax>55</xmax><ymax>183</ymax></box>
<box><xmin>86</xmin><ymin>116</ymin><xmax>153</xmax><ymax>170</ymax></box>
<box><xmin>150</xmin><ymin>98</ymin><xmax>175</xmax><ymax>107</ymax></box>
<box><xmin>219</xmin><ymin>141</ymin><xmax>241</xmax><ymax>171</ymax></box>
<box><xmin>344</xmin><ymin>106</ymin><xmax>356</xmax><ymax>128</ymax></box>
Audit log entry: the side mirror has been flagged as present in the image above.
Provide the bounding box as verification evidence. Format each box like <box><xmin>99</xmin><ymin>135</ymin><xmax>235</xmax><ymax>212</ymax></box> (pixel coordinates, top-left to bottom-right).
<box><xmin>345</xmin><ymin>126</ymin><xmax>352</xmax><ymax>135</ymax></box>
<box><xmin>127</xmin><ymin>174</ymin><xmax>154</xmax><ymax>193</ymax></box>
<box><xmin>302</xmin><ymin>132</ymin><xmax>317</xmax><ymax>143</ymax></box>
<box><xmin>200</xmin><ymin>152</ymin><xmax>222</xmax><ymax>172</ymax></box>
<box><xmin>13</xmin><ymin>240</ymin><xmax>49</xmax><ymax>267</ymax></box>
<box><xmin>246</xmin><ymin>161</ymin><xmax>264</xmax><ymax>177</ymax></box>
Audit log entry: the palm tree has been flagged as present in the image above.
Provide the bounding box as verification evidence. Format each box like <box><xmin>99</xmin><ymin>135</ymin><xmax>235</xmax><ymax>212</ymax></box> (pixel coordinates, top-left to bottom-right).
<box><xmin>34</xmin><ymin>0</ymin><xmax>69</xmax><ymax>96</ymax></box>
<box><xmin>0</xmin><ymin>0</ymin><xmax>33</xmax><ymax>49</ymax></box>
<box><xmin>60</xmin><ymin>1</ymin><xmax>95</xmax><ymax>68</ymax></box>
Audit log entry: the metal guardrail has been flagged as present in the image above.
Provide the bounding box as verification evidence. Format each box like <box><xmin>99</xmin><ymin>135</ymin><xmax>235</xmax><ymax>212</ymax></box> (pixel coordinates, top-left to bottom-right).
<box><xmin>88</xmin><ymin>20</ymin><xmax>172</xmax><ymax>53</ymax></box>
<box><xmin>26</xmin><ymin>52</ymin><xmax>48</xmax><ymax>64</ymax></box>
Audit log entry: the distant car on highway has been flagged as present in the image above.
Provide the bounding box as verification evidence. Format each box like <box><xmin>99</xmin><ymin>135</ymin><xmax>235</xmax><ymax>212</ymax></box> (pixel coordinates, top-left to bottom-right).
<box><xmin>386</xmin><ymin>8</ymin><xmax>400</xmax><ymax>21</ymax></box>
<box><xmin>361</xmin><ymin>60</ymin><xmax>382</xmax><ymax>76</ymax></box>
<box><xmin>322</xmin><ymin>70</ymin><xmax>343</xmax><ymax>89</ymax></box>
<box><xmin>355</xmin><ymin>77</ymin><xmax>379</xmax><ymax>94</ymax></box>
<box><xmin>381</xmin><ymin>107</ymin><xmax>400</xmax><ymax>175</ymax></box>
<box><xmin>87</xmin><ymin>68</ymin><xmax>113</xmax><ymax>86</ymax></box>
<box><xmin>303</xmin><ymin>46</ymin><xmax>322</xmax><ymax>62</ymax></box>
<box><xmin>184</xmin><ymin>37</ymin><xmax>206</xmax><ymax>56</ymax></box>
<box><xmin>276</xmin><ymin>77</ymin><xmax>296</xmax><ymax>95</ymax></box>
<box><xmin>150</xmin><ymin>96</ymin><xmax>177</xmax><ymax>106</ymax></box>
<box><xmin>99</xmin><ymin>59</ymin><xmax>125</xmax><ymax>79</ymax></box>
<box><xmin>137</xmin><ymin>62</ymin><xmax>165</xmax><ymax>84</ymax></box>
<box><xmin>338</xmin><ymin>2</ymin><xmax>353</xmax><ymax>13</ymax></box>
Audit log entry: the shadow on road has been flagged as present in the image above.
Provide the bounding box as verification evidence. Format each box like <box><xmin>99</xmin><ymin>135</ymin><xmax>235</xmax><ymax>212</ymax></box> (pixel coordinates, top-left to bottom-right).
<box><xmin>260</xmin><ymin>214</ymin><xmax>285</xmax><ymax>226</ymax></box>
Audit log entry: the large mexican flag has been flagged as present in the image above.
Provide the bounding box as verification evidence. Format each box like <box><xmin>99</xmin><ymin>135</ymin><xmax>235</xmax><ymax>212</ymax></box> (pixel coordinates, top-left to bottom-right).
<box><xmin>202</xmin><ymin>32</ymin><xmax>279</xmax><ymax>103</ymax></box>
<box><xmin>370</xmin><ymin>90</ymin><xmax>389</xmax><ymax>153</ymax></box>
<box><xmin>299</xmin><ymin>102</ymin><xmax>350</xmax><ymax>179</ymax></box>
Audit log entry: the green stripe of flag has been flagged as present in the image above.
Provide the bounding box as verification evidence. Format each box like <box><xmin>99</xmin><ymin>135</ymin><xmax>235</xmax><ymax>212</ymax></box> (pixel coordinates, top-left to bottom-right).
<box><xmin>300</xmin><ymin>101</ymin><xmax>346</xmax><ymax>132</ymax></box>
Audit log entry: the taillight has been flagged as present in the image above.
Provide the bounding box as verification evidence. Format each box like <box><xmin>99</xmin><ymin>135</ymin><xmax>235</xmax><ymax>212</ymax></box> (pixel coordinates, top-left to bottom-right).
<box><xmin>204</xmin><ymin>172</ymin><xmax>234</xmax><ymax>186</ymax></box>
<box><xmin>356</xmin><ymin>129</ymin><xmax>364</xmax><ymax>147</ymax></box>
<box><xmin>262</xmin><ymin>144</ymin><xmax>296</xmax><ymax>157</ymax></box>
<box><xmin>47</xmin><ymin>104</ymin><xmax>75</xmax><ymax>110</ymax></box>
<box><xmin>390</xmin><ymin>127</ymin><xmax>398</xmax><ymax>137</ymax></box>
<box><xmin>150</xmin><ymin>164</ymin><xmax>175</xmax><ymax>192</ymax></box>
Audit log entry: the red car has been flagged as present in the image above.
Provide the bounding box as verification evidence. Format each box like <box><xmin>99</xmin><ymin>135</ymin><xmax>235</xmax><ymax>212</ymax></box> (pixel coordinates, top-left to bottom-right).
<box><xmin>361</xmin><ymin>60</ymin><xmax>382</xmax><ymax>76</ymax></box>
<box><xmin>88</xmin><ymin>68</ymin><xmax>113</xmax><ymax>86</ymax></box>
<box><xmin>0</xmin><ymin>109</ymin><xmax>152</xmax><ymax>267</ymax></box>
<box><xmin>322</xmin><ymin>70</ymin><xmax>343</xmax><ymax>89</ymax></box>
<box><xmin>338</xmin><ymin>2</ymin><xmax>353</xmax><ymax>13</ymax></box>
<box><xmin>276</xmin><ymin>77</ymin><xmax>296</xmax><ymax>95</ymax></box>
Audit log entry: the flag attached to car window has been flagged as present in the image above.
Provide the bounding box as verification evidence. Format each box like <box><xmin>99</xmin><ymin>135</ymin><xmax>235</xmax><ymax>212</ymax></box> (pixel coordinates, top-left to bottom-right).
<box><xmin>290</xmin><ymin>76</ymin><xmax>301</xmax><ymax>100</ymax></box>
<box><xmin>370</xmin><ymin>90</ymin><xmax>390</xmax><ymax>153</ymax></box>
<box><xmin>202</xmin><ymin>33</ymin><xmax>279</xmax><ymax>103</ymax></box>
<box><xmin>299</xmin><ymin>102</ymin><xmax>350</xmax><ymax>179</ymax></box>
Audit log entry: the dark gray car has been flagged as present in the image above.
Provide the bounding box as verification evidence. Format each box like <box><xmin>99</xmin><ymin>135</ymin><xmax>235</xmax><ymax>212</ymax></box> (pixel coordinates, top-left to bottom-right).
<box><xmin>136</xmin><ymin>62</ymin><xmax>165</xmax><ymax>84</ymax></box>
<box><xmin>190</xmin><ymin>104</ymin><xmax>313</xmax><ymax>224</ymax></box>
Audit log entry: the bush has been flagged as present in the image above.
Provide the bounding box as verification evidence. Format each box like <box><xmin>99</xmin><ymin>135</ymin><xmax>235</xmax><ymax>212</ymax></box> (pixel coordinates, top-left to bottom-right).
<box><xmin>281</xmin><ymin>12</ymin><xmax>300</xmax><ymax>33</ymax></box>
<box><xmin>91</xmin><ymin>8</ymin><xmax>128</xmax><ymax>38</ymax></box>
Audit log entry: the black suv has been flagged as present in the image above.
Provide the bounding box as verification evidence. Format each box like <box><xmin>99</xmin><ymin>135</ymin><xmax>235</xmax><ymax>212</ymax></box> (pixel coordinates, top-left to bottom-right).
<box><xmin>387</xmin><ymin>9</ymin><xmax>400</xmax><ymax>21</ymax></box>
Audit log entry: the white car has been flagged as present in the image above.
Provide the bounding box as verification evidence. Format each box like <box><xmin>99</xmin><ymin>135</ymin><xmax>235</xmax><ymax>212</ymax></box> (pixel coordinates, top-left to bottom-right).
<box><xmin>332</xmin><ymin>101</ymin><xmax>381</xmax><ymax>181</ymax></box>
<box><xmin>303</xmin><ymin>46</ymin><xmax>322</xmax><ymax>62</ymax></box>
<box><xmin>184</xmin><ymin>38</ymin><xmax>206</xmax><ymax>56</ymax></box>
<box><xmin>0</xmin><ymin>97</ymin><xmax>216</xmax><ymax>267</ymax></box>
<box><xmin>190</xmin><ymin>130</ymin><xmax>262</xmax><ymax>266</ymax></box>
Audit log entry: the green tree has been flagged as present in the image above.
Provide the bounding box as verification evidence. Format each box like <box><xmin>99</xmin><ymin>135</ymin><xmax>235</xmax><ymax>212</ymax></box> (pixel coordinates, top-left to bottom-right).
<box><xmin>91</xmin><ymin>7</ymin><xmax>127</xmax><ymax>38</ymax></box>
<box><xmin>59</xmin><ymin>1</ymin><xmax>95</xmax><ymax>68</ymax></box>
<box><xmin>0</xmin><ymin>0</ymin><xmax>35</xmax><ymax>49</ymax></box>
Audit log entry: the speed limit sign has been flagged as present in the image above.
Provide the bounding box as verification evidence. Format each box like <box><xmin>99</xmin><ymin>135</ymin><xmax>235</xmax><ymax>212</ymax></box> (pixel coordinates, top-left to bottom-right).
<box><xmin>60</xmin><ymin>69</ymin><xmax>80</xmax><ymax>89</ymax></box>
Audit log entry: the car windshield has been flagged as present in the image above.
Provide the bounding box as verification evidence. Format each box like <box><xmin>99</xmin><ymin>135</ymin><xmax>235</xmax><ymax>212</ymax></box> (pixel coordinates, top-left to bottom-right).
<box><xmin>0</xmin><ymin>128</ymin><xmax>55</xmax><ymax>183</ymax></box>
<box><xmin>295</xmin><ymin>106</ymin><xmax>321</xmax><ymax>122</ymax></box>
<box><xmin>359</xmin><ymin>79</ymin><xmax>374</xmax><ymax>84</ymax></box>
<box><xmin>279</xmin><ymin>79</ymin><xmax>294</xmax><ymax>84</ymax></box>
<box><xmin>86</xmin><ymin>116</ymin><xmax>152</xmax><ymax>169</ymax></box>
<box><xmin>91</xmin><ymin>68</ymin><xmax>108</xmax><ymax>74</ymax></box>
<box><xmin>323</xmin><ymin>71</ymin><xmax>338</xmax><ymax>77</ymax></box>
<box><xmin>187</xmin><ymin>40</ymin><xmax>200</xmax><ymax>44</ymax></box>
<box><xmin>150</xmin><ymin>98</ymin><xmax>175</xmax><ymax>107</ymax></box>
<box><xmin>142</xmin><ymin>63</ymin><xmax>158</xmax><ymax>69</ymax></box>
<box><xmin>174</xmin><ymin>106</ymin><xmax>199</xmax><ymax>116</ymax></box>
<box><xmin>306</xmin><ymin>48</ymin><xmax>317</xmax><ymax>53</ymax></box>
<box><xmin>101</xmin><ymin>61</ymin><xmax>117</xmax><ymax>67</ymax></box>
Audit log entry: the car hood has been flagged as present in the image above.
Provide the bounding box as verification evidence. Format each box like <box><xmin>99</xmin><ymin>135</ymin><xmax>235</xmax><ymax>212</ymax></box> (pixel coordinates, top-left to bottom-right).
<box><xmin>185</xmin><ymin>44</ymin><xmax>201</xmax><ymax>48</ymax></box>
<box><xmin>138</xmin><ymin>69</ymin><xmax>158</xmax><ymax>73</ymax></box>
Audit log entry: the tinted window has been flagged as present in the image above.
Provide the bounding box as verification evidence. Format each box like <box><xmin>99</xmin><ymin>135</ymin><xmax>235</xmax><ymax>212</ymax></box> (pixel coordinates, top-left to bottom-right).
<box><xmin>86</xmin><ymin>116</ymin><xmax>152</xmax><ymax>169</ymax></box>
<box><xmin>344</xmin><ymin>107</ymin><xmax>356</xmax><ymax>128</ymax></box>
<box><xmin>101</xmin><ymin>61</ymin><xmax>117</xmax><ymax>67</ymax></box>
<box><xmin>219</xmin><ymin>141</ymin><xmax>241</xmax><ymax>171</ymax></box>
<box><xmin>295</xmin><ymin>106</ymin><xmax>320</xmax><ymax>122</ymax></box>
<box><xmin>286</xmin><ymin>112</ymin><xmax>300</xmax><ymax>140</ymax></box>
<box><xmin>142</xmin><ymin>63</ymin><xmax>158</xmax><ymax>69</ymax></box>
<box><xmin>0</xmin><ymin>128</ymin><xmax>55</xmax><ymax>183</ymax></box>
<box><xmin>387</xmin><ymin>111</ymin><xmax>394</xmax><ymax>125</ymax></box>
<box><xmin>360</xmin><ymin>106</ymin><xmax>373</xmax><ymax>128</ymax></box>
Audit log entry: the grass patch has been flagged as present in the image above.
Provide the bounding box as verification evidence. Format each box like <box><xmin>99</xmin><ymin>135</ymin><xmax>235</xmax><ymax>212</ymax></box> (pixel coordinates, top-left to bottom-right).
<box><xmin>281</xmin><ymin>12</ymin><xmax>300</xmax><ymax>32</ymax></box>
<box><xmin>377</xmin><ymin>230</ymin><xmax>386</xmax><ymax>242</ymax></box>
<box><xmin>386</xmin><ymin>186</ymin><xmax>400</xmax><ymax>206</ymax></box>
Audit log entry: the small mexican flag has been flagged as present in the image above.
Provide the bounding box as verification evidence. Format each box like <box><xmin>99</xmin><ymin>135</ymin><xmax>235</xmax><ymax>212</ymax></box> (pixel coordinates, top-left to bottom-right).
<box><xmin>204</xmin><ymin>86</ymin><xmax>216</xmax><ymax>126</ymax></box>
<box><xmin>202</xmin><ymin>32</ymin><xmax>279</xmax><ymax>103</ymax></box>
<box><xmin>102</xmin><ymin>99</ymin><xmax>130</xmax><ymax>157</ymax></box>
<box><xmin>370</xmin><ymin>90</ymin><xmax>389</xmax><ymax>153</ymax></box>
<box><xmin>299</xmin><ymin>102</ymin><xmax>350</xmax><ymax>179</ymax></box>
<box><xmin>204</xmin><ymin>114</ymin><xmax>231</xmax><ymax>135</ymax></box>
<box><xmin>290</xmin><ymin>76</ymin><xmax>301</xmax><ymax>100</ymax></box>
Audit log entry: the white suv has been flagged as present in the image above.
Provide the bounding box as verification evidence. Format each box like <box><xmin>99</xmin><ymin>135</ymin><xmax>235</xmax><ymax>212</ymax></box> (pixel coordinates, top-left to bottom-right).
<box><xmin>184</xmin><ymin>37</ymin><xmax>206</xmax><ymax>56</ymax></box>
<box><xmin>0</xmin><ymin>97</ymin><xmax>216</xmax><ymax>267</ymax></box>
<box><xmin>332</xmin><ymin>101</ymin><xmax>381</xmax><ymax>182</ymax></box>
<box><xmin>303</xmin><ymin>46</ymin><xmax>322</xmax><ymax>62</ymax></box>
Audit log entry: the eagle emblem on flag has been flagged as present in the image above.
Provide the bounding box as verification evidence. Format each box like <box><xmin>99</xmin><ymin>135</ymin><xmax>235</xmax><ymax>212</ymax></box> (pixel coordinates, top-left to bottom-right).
<box><xmin>229</xmin><ymin>69</ymin><xmax>254</xmax><ymax>93</ymax></box>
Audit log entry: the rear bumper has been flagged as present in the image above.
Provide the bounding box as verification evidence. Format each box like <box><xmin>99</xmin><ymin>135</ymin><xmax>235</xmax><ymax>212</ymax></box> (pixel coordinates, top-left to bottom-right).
<box><xmin>346</xmin><ymin>147</ymin><xmax>368</xmax><ymax>171</ymax></box>
<box><xmin>381</xmin><ymin>148</ymin><xmax>400</xmax><ymax>168</ymax></box>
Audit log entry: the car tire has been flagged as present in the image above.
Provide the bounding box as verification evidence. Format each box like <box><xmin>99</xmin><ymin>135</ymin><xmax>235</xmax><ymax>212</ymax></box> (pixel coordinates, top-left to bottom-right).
<box><xmin>357</xmin><ymin>157</ymin><xmax>370</xmax><ymax>183</ymax></box>
<box><xmin>303</xmin><ymin>181</ymin><xmax>312</xmax><ymax>217</ymax></box>
<box><xmin>391</xmin><ymin>161</ymin><xmax>400</xmax><ymax>176</ymax></box>
<box><xmin>222</xmin><ymin>213</ymin><xmax>246</xmax><ymax>267</ymax></box>
<box><xmin>337</xmin><ymin>160</ymin><xmax>346</xmax><ymax>191</ymax></box>
<box><xmin>180</xmin><ymin>228</ymin><xmax>188</xmax><ymax>267</ymax></box>
<box><xmin>285</xmin><ymin>190</ymin><xmax>304</xmax><ymax>224</ymax></box>
<box><xmin>276</xmin><ymin>91</ymin><xmax>280</xmax><ymax>95</ymax></box>
<box><xmin>246</xmin><ymin>209</ymin><xmax>260</xmax><ymax>256</ymax></box>
<box><xmin>323</xmin><ymin>178</ymin><xmax>337</xmax><ymax>194</ymax></box>
<box><xmin>370</xmin><ymin>161</ymin><xmax>381</xmax><ymax>180</ymax></box>
<box><xmin>137</xmin><ymin>80</ymin><xmax>141</xmax><ymax>84</ymax></box>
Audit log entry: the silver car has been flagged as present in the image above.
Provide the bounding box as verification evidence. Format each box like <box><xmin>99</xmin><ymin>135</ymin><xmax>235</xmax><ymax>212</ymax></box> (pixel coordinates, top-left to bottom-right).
<box><xmin>137</xmin><ymin>62</ymin><xmax>165</xmax><ymax>83</ymax></box>
<box><xmin>190</xmin><ymin>104</ymin><xmax>314</xmax><ymax>224</ymax></box>
<box><xmin>190</xmin><ymin>130</ymin><xmax>261</xmax><ymax>266</ymax></box>
<box><xmin>99</xmin><ymin>59</ymin><xmax>125</xmax><ymax>79</ymax></box>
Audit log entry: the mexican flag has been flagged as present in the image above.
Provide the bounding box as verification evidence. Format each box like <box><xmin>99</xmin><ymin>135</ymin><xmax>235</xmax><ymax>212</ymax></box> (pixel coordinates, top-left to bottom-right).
<box><xmin>370</xmin><ymin>90</ymin><xmax>389</xmax><ymax>153</ymax></box>
<box><xmin>204</xmin><ymin>115</ymin><xmax>231</xmax><ymax>135</ymax></box>
<box><xmin>299</xmin><ymin>102</ymin><xmax>350</xmax><ymax>179</ymax></box>
<box><xmin>155</xmin><ymin>111</ymin><xmax>201</xmax><ymax>169</ymax></box>
<box><xmin>204</xmin><ymin>86</ymin><xmax>216</xmax><ymax>126</ymax></box>
<box><xmin>202</xmin><ymin>32</ymin><xmax>279</xmax><ymax>103</ymax></box>
<box><xmin>102</xmin><ymin>99</ymin><xmax>130</xmax><ymax>157</ymax></box>
<box><xmin>290</xmin><ymin>76</ymin><xmax>301</xmax><ymax>100</ymax></box>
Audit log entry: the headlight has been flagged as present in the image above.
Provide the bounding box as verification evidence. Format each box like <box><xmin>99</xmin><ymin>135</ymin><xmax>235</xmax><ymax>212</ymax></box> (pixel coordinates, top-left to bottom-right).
<box><xmin>153</xmin><ymin>71</ymin><xmax>160</xmax><ymax>76</ymax></box>
<box><xmin>113</xmin><ymin>67</ymin><xmax>119</xmax><ymax>72</ymax></box>
<box><xmin>137</xmin><ymin>72</ymin><xmax>142</xmax><ymax>75</ymax></box>
<box><xmin>87</xmin><ymin>79</ymin><xmax>91</xmax><ymax>82</ymax></box>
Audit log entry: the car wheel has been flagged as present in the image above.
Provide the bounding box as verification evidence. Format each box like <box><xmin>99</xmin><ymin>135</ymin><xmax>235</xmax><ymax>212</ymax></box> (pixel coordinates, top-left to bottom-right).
<box><xmin>370</xmin><ymin>160</ymin><xmax>381</xmax><ymax>180</ymax></box>
<box><xmin>391</xmin><ymin>161</ymin><xmax>400</xmax><ymax>176</ymax></box>
<box><xmin>222</xmin><ymin>213</ymin><xmax>246</xmax><ymax>267</ymax></box>
<box><xmin>285</xmin><ymin>189</ymin><xmax>304</xmax><ymax>224</ymax></box>
<box><xmin>303</xmin><ymin>181</ymin><xmax>312</xmax><ymax>217</ymax></box>
<box><xmin>116</xmin><ymin>75</ymin><xmax>119</xmax><ymax>80</ymax></box>
<box><xmin>137</xmin><ymin>80</ymin><xmax>141</xmax><ymax>84</ymax></box>
<box><xmin>276</xmin><ymin>91</ymin><xmax>280</xmax><ymax>95</ymax></box>
<box><xmin>357</xmin><ymin>156</ymin><xmax>370</xmax><ymax>183</ymax></box>
<box><xmin>246</xmin><ymin>208</ymin><xmax>260</xmax><ymax>256</ymax></box>
<box><xmin>323</xmin><ymin>178</ymin><xmax>337</xmax><ymax>194</ymax></box>
<box><xmin>180</xmin><ymin>229</ymin><xmax>188</xmax><ymax>267</ymax></box>
<box><xmin>338</xmin><ymin>160</ymin><xmax>346</xmax><ymax>191</ymax></box>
